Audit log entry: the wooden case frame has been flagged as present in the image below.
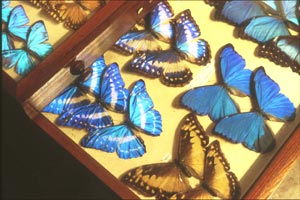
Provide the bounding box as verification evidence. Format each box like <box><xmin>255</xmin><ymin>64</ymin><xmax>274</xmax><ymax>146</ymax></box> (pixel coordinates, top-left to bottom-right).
<box><xmin>2</xmin><ymin>1</ymin><xmax>299</xmax><ymax>199</ymax></box>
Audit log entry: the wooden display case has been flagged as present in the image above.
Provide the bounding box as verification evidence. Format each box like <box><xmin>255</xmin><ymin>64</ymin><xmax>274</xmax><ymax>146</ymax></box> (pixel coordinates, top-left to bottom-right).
<box><xmin>2</xmin><ymin>1</ymin><xmax>300</xmax><ymax>199</ymax></box>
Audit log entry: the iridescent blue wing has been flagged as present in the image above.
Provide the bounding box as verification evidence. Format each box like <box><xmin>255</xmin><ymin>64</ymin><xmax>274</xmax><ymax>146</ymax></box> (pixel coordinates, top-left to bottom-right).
<box><xmin>242</xmin><ymin>16</ymin><xmax>290</xmax><ymax>43</ymax></box>
<box><xmin>149</xmin><ymin>1</ymin><xmax>174</xmax><ymax>42</ymax></box>
<box><xmin>128</xmin><ymin>80</ymin><xmax>162</xmax><ymax>135</ymax></box>
<box><xmin>214</xmin><ymin>112</ymin><xmax>275</xmax><ymax>153</ymax></box>
<box><xmin>42</xmin><ymin>85</ymin><xmax>90</xmax><ymax>115</ymax></box>
<box><xmin>181</xmin><ymin>85</ymin><xmax>238</xmax><ymax>122</ymax></box>
<box><xmin>114</xmin><ymin>2</ymin><xmax>173</xmax><ymax>55</ymax></box>
<box><xmin>81</xmin><ymin>125</ymin><xmax>146</xmax><ymax>159</ymax></box>
<box><xmin>258</xmin><ymin>36</ymin><xmax>300</xmax><ymax>74</ymax></box>
<box><xmin>2</xmin><ymin>0</ymin><xmax>12</xmax><ymax>22</ymax></box>
<box><xmin>280</xmin><ymin>0</ymin><xmax>299</xmax><ymax>30</ymax></box>
<box><xmin>220</xmin><ymin>44</ymin><xmax>252</xmax><ymax>96</ymax></box>
<box><xmin>130</xmin><ymin>50</ymin><xmax>192</xmax><ymax>87</ymax></box>
<box><xmin>99</xmin><ymin>63</ymin><xmax>129</xmax><ymax>112</ymax></box>
<box><xmin>174</xmin><ymin>9</ymin><xmax>210</xmax><ymax>65</ymax></box>
<box><xmin>2</xmin><ymin>49</ymin><xmax>35</xmax><ymax>75</ymax></box>
<box><xmin>79</xmin><ymin>56</ymin><xmax>107</xmax><ymax>96</ymax></box>
<box><xmin>26</xmin><ymin>20</ymin><xmax>53</xmax><ymax>59</ymax></box>
<box><xmin>2</xmin><ymin>32</ymin><xmax>13</xmax><ymax>50</ymax></box>
<box><xmin>217</xmin><ymin>1</ymin><xmax>266</xmax><ymax>25</ymax></box>
<box><xmin>253</xmin><ymin>67</ymin><xmax>295</xmax><ymax>121</ymax></box>
<box><xmin>7</xmin><ymin>5</ymin><xmax>29</xmax><ymax>41</ymax></box>
<box><xmin>57</xmin><ymin>102</ymin><xmax>112</xmax><ymax>131</ymax></box>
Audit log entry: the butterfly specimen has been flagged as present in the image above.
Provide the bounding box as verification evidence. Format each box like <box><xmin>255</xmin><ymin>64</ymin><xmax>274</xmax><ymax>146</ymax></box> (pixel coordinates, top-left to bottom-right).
<box><xmin>114</xmin><ymin>1</ymin><xmax>174</xmax><ymax>55</ymax></box>
<box><xmin>130</xmin><ymin>9</ymin><xmax>211</xmax><ymax>87</ymax></box>
<box><xmin>121</xmin><ymin>113</ymin><xmax>239</xmax><ymax>199</ymax></box>
<box><xmin>181</xmin><ymin>44</ymin><xmax>252</xmax><ymax>122</ymax></box>
<box><xmin>2</xmin><ymin>5</ymin><xmax>29</xmax><ymax>51</ymax></box>
<box><xmin>2</xmin><ymin>20</ymin><xmax>52</xmax><ymax>76</ymax></box>
<box><xmin>81</xmin><ymin>79</ymin><xmax>162</xmax><ymax>159</ymax></box>
<box><xmin>258</xmin><ymin>35</ymin><xmax>300</xmax><ymax>74</ymax></box>
<box><xmin>29</xmin><ymin>0</ymin><xmax>105</xmax><ymax>30</ymax></box>
<box><xmin>57</xmin><ymin>61</ymin><xmax>129</xmax><ymax>131</ymax></box>
<box><xmin>214</xmin><ymin>67</ymin><xmax>296</xmax><ymax>153</ymax></box>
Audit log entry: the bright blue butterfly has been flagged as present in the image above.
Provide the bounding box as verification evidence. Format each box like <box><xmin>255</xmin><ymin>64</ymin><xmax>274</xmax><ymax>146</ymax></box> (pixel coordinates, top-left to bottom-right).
<box><xmin>43</xmin><ymin>56</ymin><xmax>107</xmax><ymax>115</ymax></box>
<box><xmin>57</xmin><ymin>62</ymin><xmax>129</xmax><ymax>131</ymax></box>
<box><xmin>130</xmin><ymin>9</ymin><xmax>211</xmax><ymax>87</ymax></box>
<box><xmin>2</xmin><ymin>5</ymin><xmax>29</xmax><ymax>51</ymax></box>
<box><xmin>181</xmin><ymin>44</ymin><xmax>251</xmax><ymax>122</ymax></box>
<box><xmin>258</xmin><ymin>35</ymin><xmax>300</xmax><ymax>74</ymax></box>
<box><xmin>114</xmin><ymin>1</ymin><xmax>174</xmax><ymax>55</ymax></box>
<box><xmin>81</xmin><ymin>79</ymin><xmax>162</xmax><ymax>159</ymax></box>
<box><xmin>214</xmin><ymin>67</ymin><xmax>296</xmax><ymax>153</ymax></box>
<box><xmin>2</xmin><ymin>0</ymin><xmax>12</xmax><ymax>22</ymax></box>
<box><xmin>2</xmin><ymin>20</ymin><xmax>52</xmax><ymax>75</ymax></box>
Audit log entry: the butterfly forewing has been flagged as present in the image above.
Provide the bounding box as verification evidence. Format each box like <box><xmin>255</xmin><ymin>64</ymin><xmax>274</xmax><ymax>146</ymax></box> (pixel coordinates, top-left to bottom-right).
<box><xmin>178</xmin><ymin>113</ymin><xmax>209</xmax><ymax>179</ymax></box>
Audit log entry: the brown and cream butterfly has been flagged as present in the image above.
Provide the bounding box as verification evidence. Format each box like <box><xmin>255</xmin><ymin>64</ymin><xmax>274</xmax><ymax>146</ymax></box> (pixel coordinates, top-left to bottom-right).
<box><xmin>29</xmin><ymin>0</ymin><xmax>106</xmax><ymax>30</ymax></box>
<box><xmin>120</xmin><ymin>113</ymin><xmax>240</xmax><ymax>199</ymax></box>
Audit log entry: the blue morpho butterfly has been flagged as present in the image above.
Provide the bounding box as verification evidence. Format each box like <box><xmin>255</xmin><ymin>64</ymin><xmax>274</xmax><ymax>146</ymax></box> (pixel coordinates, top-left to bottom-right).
<box><xmin>114</xmin><ymin>1</ymin><xmax>174</xmax><ymax>55</ymax></box>
<box><xmin>214</xmin><ymin>67</ymin><xmax>296</xmax><ymax>153</ymax></box>
<box><xmin>2</xmin><ymin>5</ymin><xmax>29</xmax><ymax>51</ymax></box>
<box><xmin>207</xmin><ymin>0</ymin><xmax>299</xmax><ymax>43</ymax></box>
<box><xmin>181</xmin><ymin>44</ymin><xmax>251</xmax><ymax>122</ymax></box>
<box><xmin>81</xmin><ymin>79</ymin><xmax>162</xmax><ymax>159</ymax></box>
<box><xmin>129</xmin><ymin>9</ymin><xmax>211</xmax><ymax>87</ymax></box>
<box><xmin>2</xmin><ymin>20</ymin><xmax>53</xmax><ymax>75</ymax></box>
<box><xmin>57</xmin><ymin>60</ymin><xmax>129</xmax><ymax>131</ymax></box>
<box><xmin>258</xmin><ymin>35</ymin><xmax>300</xmax><ymax>74</ymax></box>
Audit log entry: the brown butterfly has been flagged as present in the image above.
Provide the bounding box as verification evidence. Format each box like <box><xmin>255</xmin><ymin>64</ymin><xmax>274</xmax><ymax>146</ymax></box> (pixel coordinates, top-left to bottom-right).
<box><xmin>120</xmin><ymin>113</ymin><xmax>210</xmax><ymax>199</ymax></box>
<box><xmin>171</xmin><ymin>140</ymin><xmax>240</xmax><ymax>199</ymax></box>
<box><xmin>29</xmin><ymin>0</ymin><xmax>106</xmax><ymax>30</ymax></box>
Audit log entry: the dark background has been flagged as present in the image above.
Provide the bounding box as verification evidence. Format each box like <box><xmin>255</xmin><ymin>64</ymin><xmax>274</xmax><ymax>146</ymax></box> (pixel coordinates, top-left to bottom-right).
<box><xmin>1</xmin><ymin>89</ymin><xmax>120</xmax><ymax>200</ymax></box>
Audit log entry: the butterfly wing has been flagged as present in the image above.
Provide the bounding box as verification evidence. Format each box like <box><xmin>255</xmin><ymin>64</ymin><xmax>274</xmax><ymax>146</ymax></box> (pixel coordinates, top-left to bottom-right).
<box><xmin>42</xmin><ymin>85</ymin><xmax>90</xmax><ymax>114</ymax></box>
<box><xmin>121</xmin><ymin>162</ymin><xmax>192</xmax><ymax>199</ymax></box>
<box><xmin>241</xmin><ymin>16</ymin><xmax>290</xmax><ymax>43</ymax></box>
<box><xmin>99</xmin><ymin>63</ymin><xmax>129</xmax><ymax>112</ymax></box>
<box><xmin>170</xmin><ymin>186</ymin><xmax>216</xmax><ymax>200</ymax></box>
<box><xmin>130</xmin><ymin>50</ymin><xmax>193</xmax><ymax>87</ymax></box>
<box><xmin>258</xmin><ymin>36</ymin><xmax>300</xmax><ymax>74</ymax></box>
<box><xmin>220</xmin><ymin>44</ymin><xmax>252</xmax><ymax>96</ymax></box>
<box><xmin>253</xmin><ymin>67</ymin><xmax>295</xmax><ymax>121</ymax></box>
<box><xmin>26</xmin><ymin>21</ymin><xmax>53</xmax><ymax>59</ymax></box>
<box><xmin>214</xmin><ymin>112</ymin><xmax>275</xmax><ymax>153</ymax></box>
<box><xmin>79</xmin><ymin>56</ymin><xmax>107</xmax><ymax>96</ymax></box>
<box><xmin>181</xmin><ymin>85</ymin><xmax>239</xmax><ymax>122</ymax></box>
<box><xmin>174</xmin><ymin>9</ymin><xmax>211</xmax><ymax>65</ymax></box>
<box><xmin>203</xmin><ymin>140</ymin><xmax>240</xmax><ymax>199</ymax></box>
<box><xmin>177</xmin><ymin>113</ymin><xmax>209</xmax><ymax>179</ymax></box>
<box><xmin>217</xmin><ymin>1</ymin><xmax>266</xmax><ymax>25</ymax></box>
<box><xmin>2</xmin><ymin>32</ymin><xmax>13</xmax><ymax>50</ymax></box>
<box><xmin>57</xmin><ymin>103</ymin><xmax>112</xmax><ymax>131</ymax></box>
<box><xmin>2</xmin><ymin>49</ymin><xmax>35</xmax><ymax>76</ymax></box>
<box><xmin>128</xmin><ymin>80</ymin><xmax>162</xmax><ymax>136</ymax></box>
<box><xmin>280</xmin><ymin>0</ymin><xmax>299</xmax><ymax>30</ymax></box>
<box><xmin>148</xmin><ymin>1</ymin><xmax>174</xmax><ymax>42</ymax></box>
<box><xmin>7</xmin><ymin>5</ymin><xmax>29</xmax><ymax>41</ymax></box>
<box><xmin>81</xmin><ymin>124</ymin><xmax>146</xmax><ymax>159</ymax></box>
<box><xmin>2</xmin><ymin>0</ymin><xmax>12</xmax><ymax>22</ymax></box>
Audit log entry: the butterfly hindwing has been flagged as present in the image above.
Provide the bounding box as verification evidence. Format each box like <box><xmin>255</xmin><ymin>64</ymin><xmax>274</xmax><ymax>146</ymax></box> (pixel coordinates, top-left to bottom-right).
<box><xmin>81</xmin><ymin>124</ymin><xmax>146</xmax><ymax>159</ymax></box>
<box><xmin>253</xmin><ymin>67</ymin><xmax>295</xmax><ymax>121</ymax></box>
<box><xmin>214</xmin><ymin>112</ymin><xmax>276</xmax><ymax>153</ymax></box>
<box><xmin>128</xmin><ymin>80</ymin><xmax>162</xmax><ymax>136</ymax></box>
